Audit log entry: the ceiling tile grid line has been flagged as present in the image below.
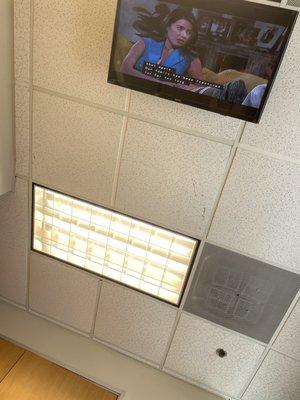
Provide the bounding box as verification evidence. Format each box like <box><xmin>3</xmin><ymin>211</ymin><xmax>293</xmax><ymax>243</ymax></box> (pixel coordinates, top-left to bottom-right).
<box><xmin>29</xmin><ymin>250</ymin><xmax>105</xmax><ymax>285</ymax></box>
<box><xmin>4</xmin><ymin>175</ymin><xmax>298</xmax><ymax>396</ymax></box>
<box><xmin>22</xmin><ymin>183</ymin><xmax>298</xmax><ymax>354</ymax></box>
<box><xmin>0</xmin><ymin>178</ymin><xmax>29</xmax><ymax>304</ymax></box>
<box><xmin>207</xmin><ymin>149</ymin><xmax>300</xmax><ymax>272</ymax></box>
<box><xmin>16</xmin><ymin>69</ymin><xmax>296</xmax><ymax>400</ymax></box>
<box><xmin>15</xmin><ymin>174</ymin><xmax>29</xmax><ymax>181</ymax></box>
<box><xmin>2</xmin><ymin>254</ymin><xmax>297</xmax><ymax>400</ymax></box>
<box><xmin>31</xmin><ymin>81</ymin><xmax>300</xmax><ymax>166</ymax></box>
<box><xmin>113</xmin><ymin>119</ymin><xmax>232</xmax><ymax>238</ymax></box>
<box><xmin>28</xmin><ymin>308</ymin><xmax>91</xmax><ymax>338</ymax></box>
<box><xmin>26</xmin><ymin>249</ymin><xmax>274</xmax><ymax>349</ymax></box>
<box><xmin>14</xmin><ymin>81</ymin><xmax>29</xmax><ymax>90</ymax></box>
<box><xmin>20</xmin><ymin>282</ymin><xmax>255</xmax><ymax>400</ymax></box>
<box><xmin>93</xmin><ymin>336</ymin><xmax>162</xmax><ymax>369</ymax></box>
<box><xmin>0</xmin><ymin>295</ymin><xmax>26</xmax><ymax>311</ymax></box>
<box><xmin>25</xmin><ymin>0</ymin><xmax>300</xmax><ymax>159</ymax></box>
<box><xmin>29</xmin><ymin>177</ymin><xmax>203</xmax><ymax>240</ymax></box>
<box><xmin>8</xmin><ymin>1</ymin><xmax>300</xmax><ymax>400</ymax></box>
<box><xmin>238</xmin><ymin>289</ymin><xmax>300</xmax><ymax>398</ymax></box>
<box><xmin>238</xmin><ymin>143</ymin><xmax>300</xmax><ymax>165</ymax></box>
<box><xmin>24</xmin><ymin>0</ymin><xmax>34</xmax><ymax>313</ymax></box>
<box><xmin>92</xmin><ymin>282</ymin><xmax>179</xmax><ymax>365</ymax></box>
<box><xmin>110</xmin><ymin>90</ymin><xmax>131</xmax><ymax>208</ymax></box>
<box><xmin>14</xmin><ymin>84</ymin><xmax>30</xmax><ymax>177</ymax></box>
<box><xmin>29</xmin><ymin>0</ymin><xmax>298</xmax><ymax>396</ymax></box>
<box><xmin>12</xmin><ymin>85</ymin><xmax>17</xmax><ymax>179</ymax></box>
<box><xmin>181</xmin><ymin>311</ymin><xmax>267</xmax><ymax>347</ymax></box>
<box><xmin>26</xmin><ymin>247</ymin><xmax>292</xmax><ymax>382</ymax></box>
<box><xmin>13</xmin><ymin>0</ymin><xmax>300</xmax><ymax>162</ymax></box>
<box><xmin>13</xmin><ymin>0</ymin><xmax>30</xmax><ymax>83</ymax></box>
<box><xmin>25</xmin><ymin>99</ymin><xmax>300</xmax><ymax>267</ymax></box>
<box><xmin>31</xmin><ymin>91</ymin><xmax>124</xmax><ymax>206</ymax></box>
<box><xmin>14</xmin><ymin>173</ymin><xmax>299</xmax><ymax>276</ymax></box>
<box><xmin>271</xmin><ymin>347</ymin><xmax>300</xmax><ymax>363</ymax></box>
<box><xmin>242</xmin><ymin>350</ymin><xmax>300</xmax><ymax>400</ymax></box>
<box><xmin>272</xmin><ymin>298</ymin><xmax>300</xmax><ymax>360</ymax></box>
<box><xmin>28</xmin><ymin>85</ymin><xmax>300</xmax><ymax>166</ymax></box>
<box><xmin>27</xmin><ymin>252</ymin><xmax>181</xmax><ymax>342</ymax></box>
<box><xmin>89</xmin><ymin>280</ymin><xmax>103</xmax><ymax>339</ymax></box>
<box><xmin>270</xmin><ymin>291</ymin><xmax>300</xmax><ymax>362</ymax></box>
<box><xmin>29</xmin><ymin>85</ymin><xmax>300</xmax><ymax>166</ymax></box>
<box><xmin>28</xmin><ymin>248</ymin><xmax>183</xmax><ymax>312</ymax></box>
<box><xmin>90</xmin><ymin>274</ymin><xmax>178</xmax><ymax>312</ymax></box>
<box><xmin>159</xmin><ymin>120</ymin><xmax>246</xmax><ymax>369</ymax></box>
<box><xmin>161</xmin><ymin>299</ymin><xmax>300</xmax><ymax>400</ymax></box>
<box><xmin>28</xmin><ymin>252</ymin><xmax>101</xmax><ymax>333</ymax></box>
<box><xmin>32</xmin><ymin>85</ymin><xmax>235</xmax><ymax>147</ymax></box>
<box><xmin>157</xmin><ymin>107</ymin><xmax>296</xmax><ymax>397</ymax></box>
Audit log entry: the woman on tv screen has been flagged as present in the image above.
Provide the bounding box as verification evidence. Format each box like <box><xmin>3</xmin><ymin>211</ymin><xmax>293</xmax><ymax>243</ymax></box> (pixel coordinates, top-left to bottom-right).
<box><xmin>121</xmin><ymin>5</ymin><xmax>204</xmax><ymax>85</ymax></box>
<box><xmin>109</xmin><ymin>0</ymin><xmax>297</xmax><ymax>122</ymax></box>
<box><xmin>119</xmin><ymin>3</ymin><xmax>248</xmax><ymax>102</ymax></box>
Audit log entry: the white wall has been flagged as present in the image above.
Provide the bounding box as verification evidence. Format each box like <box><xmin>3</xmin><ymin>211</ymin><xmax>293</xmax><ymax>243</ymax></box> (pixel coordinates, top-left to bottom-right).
<box><xmin>0</xmin><ymin>0</ymin><xmax>14</xmax><ymax>195</ymax></box>
<box><xmin>0</xmin><ymin>0</ymin><xmax>299</xmax><ymax>399</ymax></box>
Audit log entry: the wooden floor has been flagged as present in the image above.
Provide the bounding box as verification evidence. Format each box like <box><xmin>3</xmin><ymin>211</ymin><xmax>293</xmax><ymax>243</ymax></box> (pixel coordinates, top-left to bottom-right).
<box><xmin>0</xmin><ymin>338</ymin><xmax>118</xmax><ymax>400</ymax></box>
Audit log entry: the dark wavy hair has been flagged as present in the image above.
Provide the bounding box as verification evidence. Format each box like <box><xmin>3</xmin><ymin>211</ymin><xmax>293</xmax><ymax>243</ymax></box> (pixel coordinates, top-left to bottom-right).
<box><xmin>133</xmin><ymin>4</ymin><xmax>197</xmax><ymax>53</ymax></box>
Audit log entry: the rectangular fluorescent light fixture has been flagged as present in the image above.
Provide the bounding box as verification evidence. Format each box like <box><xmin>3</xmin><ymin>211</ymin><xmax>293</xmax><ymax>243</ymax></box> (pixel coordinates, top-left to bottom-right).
<box><xmin>32</xmin><ymin>185</ymin><xmax>199</xmax><ymax>305</ymax></box>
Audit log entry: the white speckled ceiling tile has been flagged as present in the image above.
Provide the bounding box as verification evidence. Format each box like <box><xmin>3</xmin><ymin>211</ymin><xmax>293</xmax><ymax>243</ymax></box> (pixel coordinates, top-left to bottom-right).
<box><xmin>29</xmin><ymin>253</ymin><xmax>99</xmax><ymax>333</ymax></box>
<box><xmin>241</xmin><ymin>18</ymin><xmax>300</xmax><ymax>160</ymax></box>
<box><xmin>164</xmin><ymin>313</ymin><xmax>265</xmax><ymax>398</ymax></box>
<box><xmin>130</xmin><ymin>92</ymin><xmax>242</xmax><ymax>141</ymax></box>
<box><xmin>0</xmin><ymin>178</ymin><xmax>28</xmax><ymax>305</ymax></box>
<box><xmin>33</xmin><ymin>0</ymin><xmax>127</xmax><ymax>110</ymax></box>
<box><xmin>242</xmin><ymin>350</ymin><xmax>300</xmax><ymax>400</ymax></box>
<box><xmin>14</xmin><ymin>0</ymin><xmax>30</xmax><ymax>83</ymax></box>
<box><xmin>208</xmin><ymin>149</ymin><xmax>300</xmax><ymax>271</ymax></box>
<box><xmin>32</xmin><ymin>91</ymin><xmax>123</xmax><ymax>205</ymax></box>
<box><xmin>15</xmin><ymin>85</ymin><xmax>30</xmax><ymax>177</ymax></box>
<box><xmin>273</xmin><ymin>300</ymin><xmax>300</xmax><ymax>360</ymax></box>
<box><xmin>94</xmin><ymin>282</ymin><xmax>177</xmax><ymax>366</ymax></box>
<box><xmin>115</xmin><ymin>118</ymin><xmax>231</xmax><ymax>238</ymax></box>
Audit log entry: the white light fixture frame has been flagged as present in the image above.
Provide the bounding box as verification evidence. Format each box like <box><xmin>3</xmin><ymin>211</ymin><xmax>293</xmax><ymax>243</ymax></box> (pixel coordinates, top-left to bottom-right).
<box><xmin>32</xmin><ymin>184</ymin><xmax>199</xmax><ymax>306</ymax></box>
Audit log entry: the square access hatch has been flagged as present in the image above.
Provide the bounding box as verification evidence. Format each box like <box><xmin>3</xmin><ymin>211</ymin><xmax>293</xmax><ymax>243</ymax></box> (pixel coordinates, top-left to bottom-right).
<box><xmin>184</xmin><ymin>243</ymin><xmax>300</xmax><ymax>343</ymax></box>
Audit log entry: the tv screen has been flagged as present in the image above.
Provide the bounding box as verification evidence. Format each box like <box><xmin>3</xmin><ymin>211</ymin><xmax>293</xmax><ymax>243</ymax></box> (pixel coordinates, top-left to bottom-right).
<box><xmin>108</xmin><ymin>0</ymin><xmax>298</xmax><ymax>123</ymax></box>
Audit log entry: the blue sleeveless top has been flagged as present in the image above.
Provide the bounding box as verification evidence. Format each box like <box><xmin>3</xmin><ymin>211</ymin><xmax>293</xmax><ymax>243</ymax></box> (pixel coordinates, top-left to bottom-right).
<box><xmin>134</xmin><ymin>38</ymin><xmax>193</xmax><ymax>75</ymax></box>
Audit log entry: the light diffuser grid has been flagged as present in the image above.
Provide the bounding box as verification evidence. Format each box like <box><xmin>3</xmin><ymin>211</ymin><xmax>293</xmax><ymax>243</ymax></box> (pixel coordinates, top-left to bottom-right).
<box><xmin>32</xmin><ymin>185</ymin><xmax>198</xmax><ymax>305</ymax></box>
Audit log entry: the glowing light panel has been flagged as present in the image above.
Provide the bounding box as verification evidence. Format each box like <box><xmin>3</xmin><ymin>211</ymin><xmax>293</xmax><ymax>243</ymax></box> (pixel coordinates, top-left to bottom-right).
<box><xmin>32</xmin><ymin>185</ymin><xmax>198</xmax><ymax>305</ymax></box>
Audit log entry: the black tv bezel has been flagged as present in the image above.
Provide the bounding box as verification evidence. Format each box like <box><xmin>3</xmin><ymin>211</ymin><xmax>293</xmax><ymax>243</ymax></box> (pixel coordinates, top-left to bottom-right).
<box><xmin>108</xmin><ymin>0</ymin><xmax>298</xmax><ymax>123</ymax></box>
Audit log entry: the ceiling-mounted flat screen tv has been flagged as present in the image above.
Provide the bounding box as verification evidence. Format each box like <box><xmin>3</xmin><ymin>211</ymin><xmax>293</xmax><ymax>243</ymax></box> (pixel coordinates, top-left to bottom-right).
<box><xmin>108</xmin><ymin>0</ymin><xmax>298</xmax><ymax>123</ymax></box>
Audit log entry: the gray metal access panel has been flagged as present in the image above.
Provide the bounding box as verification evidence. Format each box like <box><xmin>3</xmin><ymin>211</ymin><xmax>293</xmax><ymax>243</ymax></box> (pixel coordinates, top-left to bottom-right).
<box><xmin>184</xmin><ymin>243</ymin><xmax>300</xmax><ymax>343</ymax></box>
